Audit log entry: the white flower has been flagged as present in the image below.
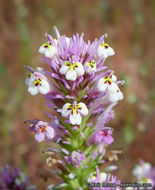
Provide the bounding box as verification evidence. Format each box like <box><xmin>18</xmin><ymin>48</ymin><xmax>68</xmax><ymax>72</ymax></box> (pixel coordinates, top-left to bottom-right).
<box><xmin>97</xmin><ymin>74</ymin><xmax>118</xmax><ymax>93</ymax></box>
<box><xmin>139</xmin><ymin>178</ymin><xmax>153</xmax><ymax>190</ymax></box>
<box><xmin>61</xmin><ymin>102</ymin><xmax>88</xmax><ymax>125</ymax></box>
<box><xmin>68</xmin><ymin>173</ymin><xmax>76</xmax><ymax>179</ymax></box>
<box><xmin>87</xmin><ymin>172</ymin><xmax>107</xmax><ymax>183</ymax></box>
<box><xmin>97</xmin><ymin>43</ymin><xmax>115</xmax><ymax>59</ymax></box>
<box><xmin>25</xmin><ymin>72</ymin><xmax>35</xmax><ymax>86</ymax></box>
<box><xmin>107</xmin><ymin>88</ymin><xmax>123</xmax><ymax>103</ymax></box>
<box><xmin>84</xmin><ymin>60</ymin><xmax>96</xmax><ymax>73</ymax></box>
<box><xmin>25</xmin><ymin>67</ymin><xmax>44</xmax><ymax>86</ymax></box>
<box><xmin>38</xmin><ymin>40</ymin><xmax>58</xmax><ymax>58</ymax></box>
<box><xmin>59</xmin><ymin>61</ymin><xmax>85</xmax><ymax>81</ymax></box>
<box><xmin>132</xmin><ymin>162</ymin><xmax>153</xmax><ymax>189</ymax></box>
<box><xmin>97</xmin><ymin>74</ymin><xmax>123</xmax><ymax>103</ymax></box>
<box><xmin>133</xmin><ymin>162</ymin><xmax>151</xmax><ymax>179</ymax></box>
<box><xmin>26</xmin><ymin>72</ymin><xmax>51</xmax><ymax>96</ymax></box>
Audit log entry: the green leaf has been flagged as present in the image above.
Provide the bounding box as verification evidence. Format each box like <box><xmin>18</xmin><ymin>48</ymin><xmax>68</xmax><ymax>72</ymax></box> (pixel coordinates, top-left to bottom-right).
<box><xmin>83</xmin><ymin>126</ymin><xmax>93</xmax><ymax>140</ymax></box>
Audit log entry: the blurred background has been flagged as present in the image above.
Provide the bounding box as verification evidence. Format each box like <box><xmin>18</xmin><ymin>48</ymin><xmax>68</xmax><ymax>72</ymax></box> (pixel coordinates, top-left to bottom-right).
<box><xmin>0</xmin><ymin>0</ymin><xmax>155</xmax><ymax>189</ymax></box>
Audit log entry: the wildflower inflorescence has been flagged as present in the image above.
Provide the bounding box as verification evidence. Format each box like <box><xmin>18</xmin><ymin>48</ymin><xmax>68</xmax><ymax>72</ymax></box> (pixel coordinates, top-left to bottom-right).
<box><xmin>25</xmin><ymin>27</ymin><xmax>152</xmax><ymax>190</ymax></box>
<box><xmin>0</xmin><ymin>164</ymin><xmax>28</xmax><ymax>190</ymax></box>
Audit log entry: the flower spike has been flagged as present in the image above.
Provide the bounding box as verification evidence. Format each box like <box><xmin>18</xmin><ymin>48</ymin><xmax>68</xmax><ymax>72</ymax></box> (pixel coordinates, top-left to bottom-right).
<box><xmin>24</xmin><ymin>27</ymin><xmax>128</xmax><ymax>190</ymax></box>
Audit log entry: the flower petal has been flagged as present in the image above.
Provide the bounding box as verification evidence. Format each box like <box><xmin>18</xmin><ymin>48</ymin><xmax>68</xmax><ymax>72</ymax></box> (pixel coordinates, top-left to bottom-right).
<box><xmin>45</xmin><ymin>48</ymin><xmax>55</xmax><ymax>58</ymax></box>
<box><xmin>69</xmin><ymin>113</ymin><xmax>81</xmax><ymax>125</ymax></box>
<box><xmin>143</xmin><ymin>163</ymin><xmax>151</xmax><ymax>172</ymax></box>
<box><xmin>66</xmin><ymin>70</ymin><xmax>77</xmax><ymax>81</ymax></box>
<box><xmin>118</xmin><ymin>91</ymin><xmax>123</xmax><ymax>100</ymax></box>
<box><xmin>103</xmin><ymin>135</ymin><xmax>114</xmax><ymax>144</ymax></box>
<box><xmin>25</xmin><ymin>74</ymin><xmax>36</xmax><ymax>86</ymax></box>
<box><xmin>97</xmin><ymin>78</ymin><xmax>107</xmax><ymax>92</ymax></box>
<box><xmin>108</xmin><ymin>83</ymin><xmax>118</xmax><ymax>93</ymax></box>
<box><xmin>93</xmin><ymin>131</ymin><xmax>103</xmax><ymax>144</ymax></box>
<box><xmin>61</xmin><ymin>103</ymin><xmax>71</xmax><ymax>118</ymax></box>
<box><xmin>38</xmin><ymin>45</ymin><xmax>45</xmax><ymax>54</ymax></box>
<box><xmin>108</xmin><ymin>46</ymin><xmax>115</xmax><ymax>56</ymax></box>
<box><xmin>84</xmin><ymin>62</ymin><xmax>96</xmax><ymax>73</ymax></box>
<box><xmin>133</xmin><ymin>165</ymin><xmax>143</xmax><ymax>177</ymax></box>
<box><xmin>100</xmin><ymin>173</ymin><xmax>107</xmax><ymax>182</ymax></box>
<box><xmin>35</xmin><ymin>132</ymin><xmax>45</xmax><ymax>142</ymax></box>
<box><xmin>97</xmin><ymin>46</ymin><xmax>108</xmax><ymax>59</ymax></box>
<box><xmin>59</xmin><ymin>65</ymin><xmax>69</xmax><ymax>75</ymax></box>
<box><xmin>39</xmin><ymin>80</ymin><xmax>50</xmax><ymax>94</ymax></box>
<box><xmin>87</xmin><ymin>174</ymin><xmax>96</xmax><ymax>183</ymax></box>
<box><xmin>34</xmin><ymin>71</ymin><xmax>47</xmax><ymax>80</ymax></box>
<box><xmin>84</xmin><ymin>62</ymin><xmax>90</xmax><ymax>72</ymax></box>
<box><xmin>28</xmin><ymin>86</ymin><xmax>39</xmax><ymax>96</ymax></box>
<box><xmin>78</xmin><ymin>102</ymin><xmax>88</xmax><ymax>116</ymax></box>
<box><xmin>37</xmin><ymin>121</ymin><xmax>48</xmax><ymax>126</ymax></box>
<box><xmin>25</xmin><ymin>77</ymin><xmax>30</xmax><ymax>86</ymax></box>
<box><xmin>111</xmin><ymin>74</ymin><xmax>117</xmax><ymax>82</ymax></box>
<box><xmin>74</xmin><ymin>62</ymin><xmax>85</xmax><ymax>76</ymax></box>
<box><xmin>46</xmin><ymin>126</ymin><xmax>55</xmax><ymax>139</ymax></box>
<box><xmin>108</xmin><ymin>93</ymin><xmax>120</xmax><ymax>103</ymax></box>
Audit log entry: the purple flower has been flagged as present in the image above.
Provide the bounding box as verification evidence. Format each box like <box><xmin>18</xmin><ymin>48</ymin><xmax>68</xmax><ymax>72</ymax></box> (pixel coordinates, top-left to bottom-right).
<box><xmin>147</xmin><ymin>166</ymin><xmax>155</xmax><ymax>187</ymax></box>
<box><xmin>105</xmin><ymin>174</ymin><xmax>121</xmax><ymax>190</ymax></box>
<box><xmin>88</xmin><ymin>167</ymin><xmax>107</xmax><ymax>190</ymax></box>
<box><xmin>88</xmin><ymin>167</ymin><xmax>107</xmax><ymax>183</ymax></box>
<box><xmin>25</xmin><ymin>27</ymin><xmax>125</xmax><ymax>190</ymax></box>
<box><xmin>65</xmin><ymin>151</ymin><xmax>85</xmax><ymax>168</ymax></box>
<box><xmin>34</xmin><ymin>121</ymin><xmax>55</xmax><ymax>142</ymax></box>
<box><xmin>0</xmin><ymin>164</ymin><xmax>28</xmax><ymax>190</ymax></box>
<box><xmin>89</xmin><ymin>129</ymin><xmax>114</xmax><ymax>145</ymax></box>
<box><xmin>92</xmin><ymin>103</ymin><xmax>116</xmax><ymax>127</ymax></box>
<box><xmin>88</xmin><ymin>167</ymin><xmax>121</xmax><ymax>190</ymax></box>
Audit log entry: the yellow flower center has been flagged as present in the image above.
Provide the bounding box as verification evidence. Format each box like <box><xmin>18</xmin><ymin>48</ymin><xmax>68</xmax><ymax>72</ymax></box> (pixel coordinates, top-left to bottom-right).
<box><xmin>92</xmin><ymin>175</ymin><xmax>96</xmax><ymax>180</ymax></box>
<box><xmin>39</xmin><ymin>125</ymin><xmax>47</xmax><ymax>133</ymax></box>
<box><xmin>65</xmin><ymin>62</ymin><xmax>79</xmax><ymax>71</ymax></box>
<box><xmin>33</xmin><ymin>78</ymin><xmax>43</xmax><ymax>86</ymax></box>
<box><xmin>141</xmin><ymin>177</ymin><xmax>149</xmax><ymax>183</ymax></box>
<box><xmin>103</xmin><ymin>75</ymin><xmax>112</xmax><ymax>85</ymax></box>
<box><xmin>43</xmin><ymin>42</ymin><xmax>52</xmax><ymax>49</ymax></box>
<box><xmin>88</xmin><ymin>60</ymin><xmax>96</xmax><ymax>69</ymax></box>
<box><xmin>101</xmin><ymin>43</ymin><xmax>109</xmax><ymax>49</ymax></box>
<box><xmin>67</xmin><ymin>104</ymin><xmax>82</xmax><ymax>115</ymax></box>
